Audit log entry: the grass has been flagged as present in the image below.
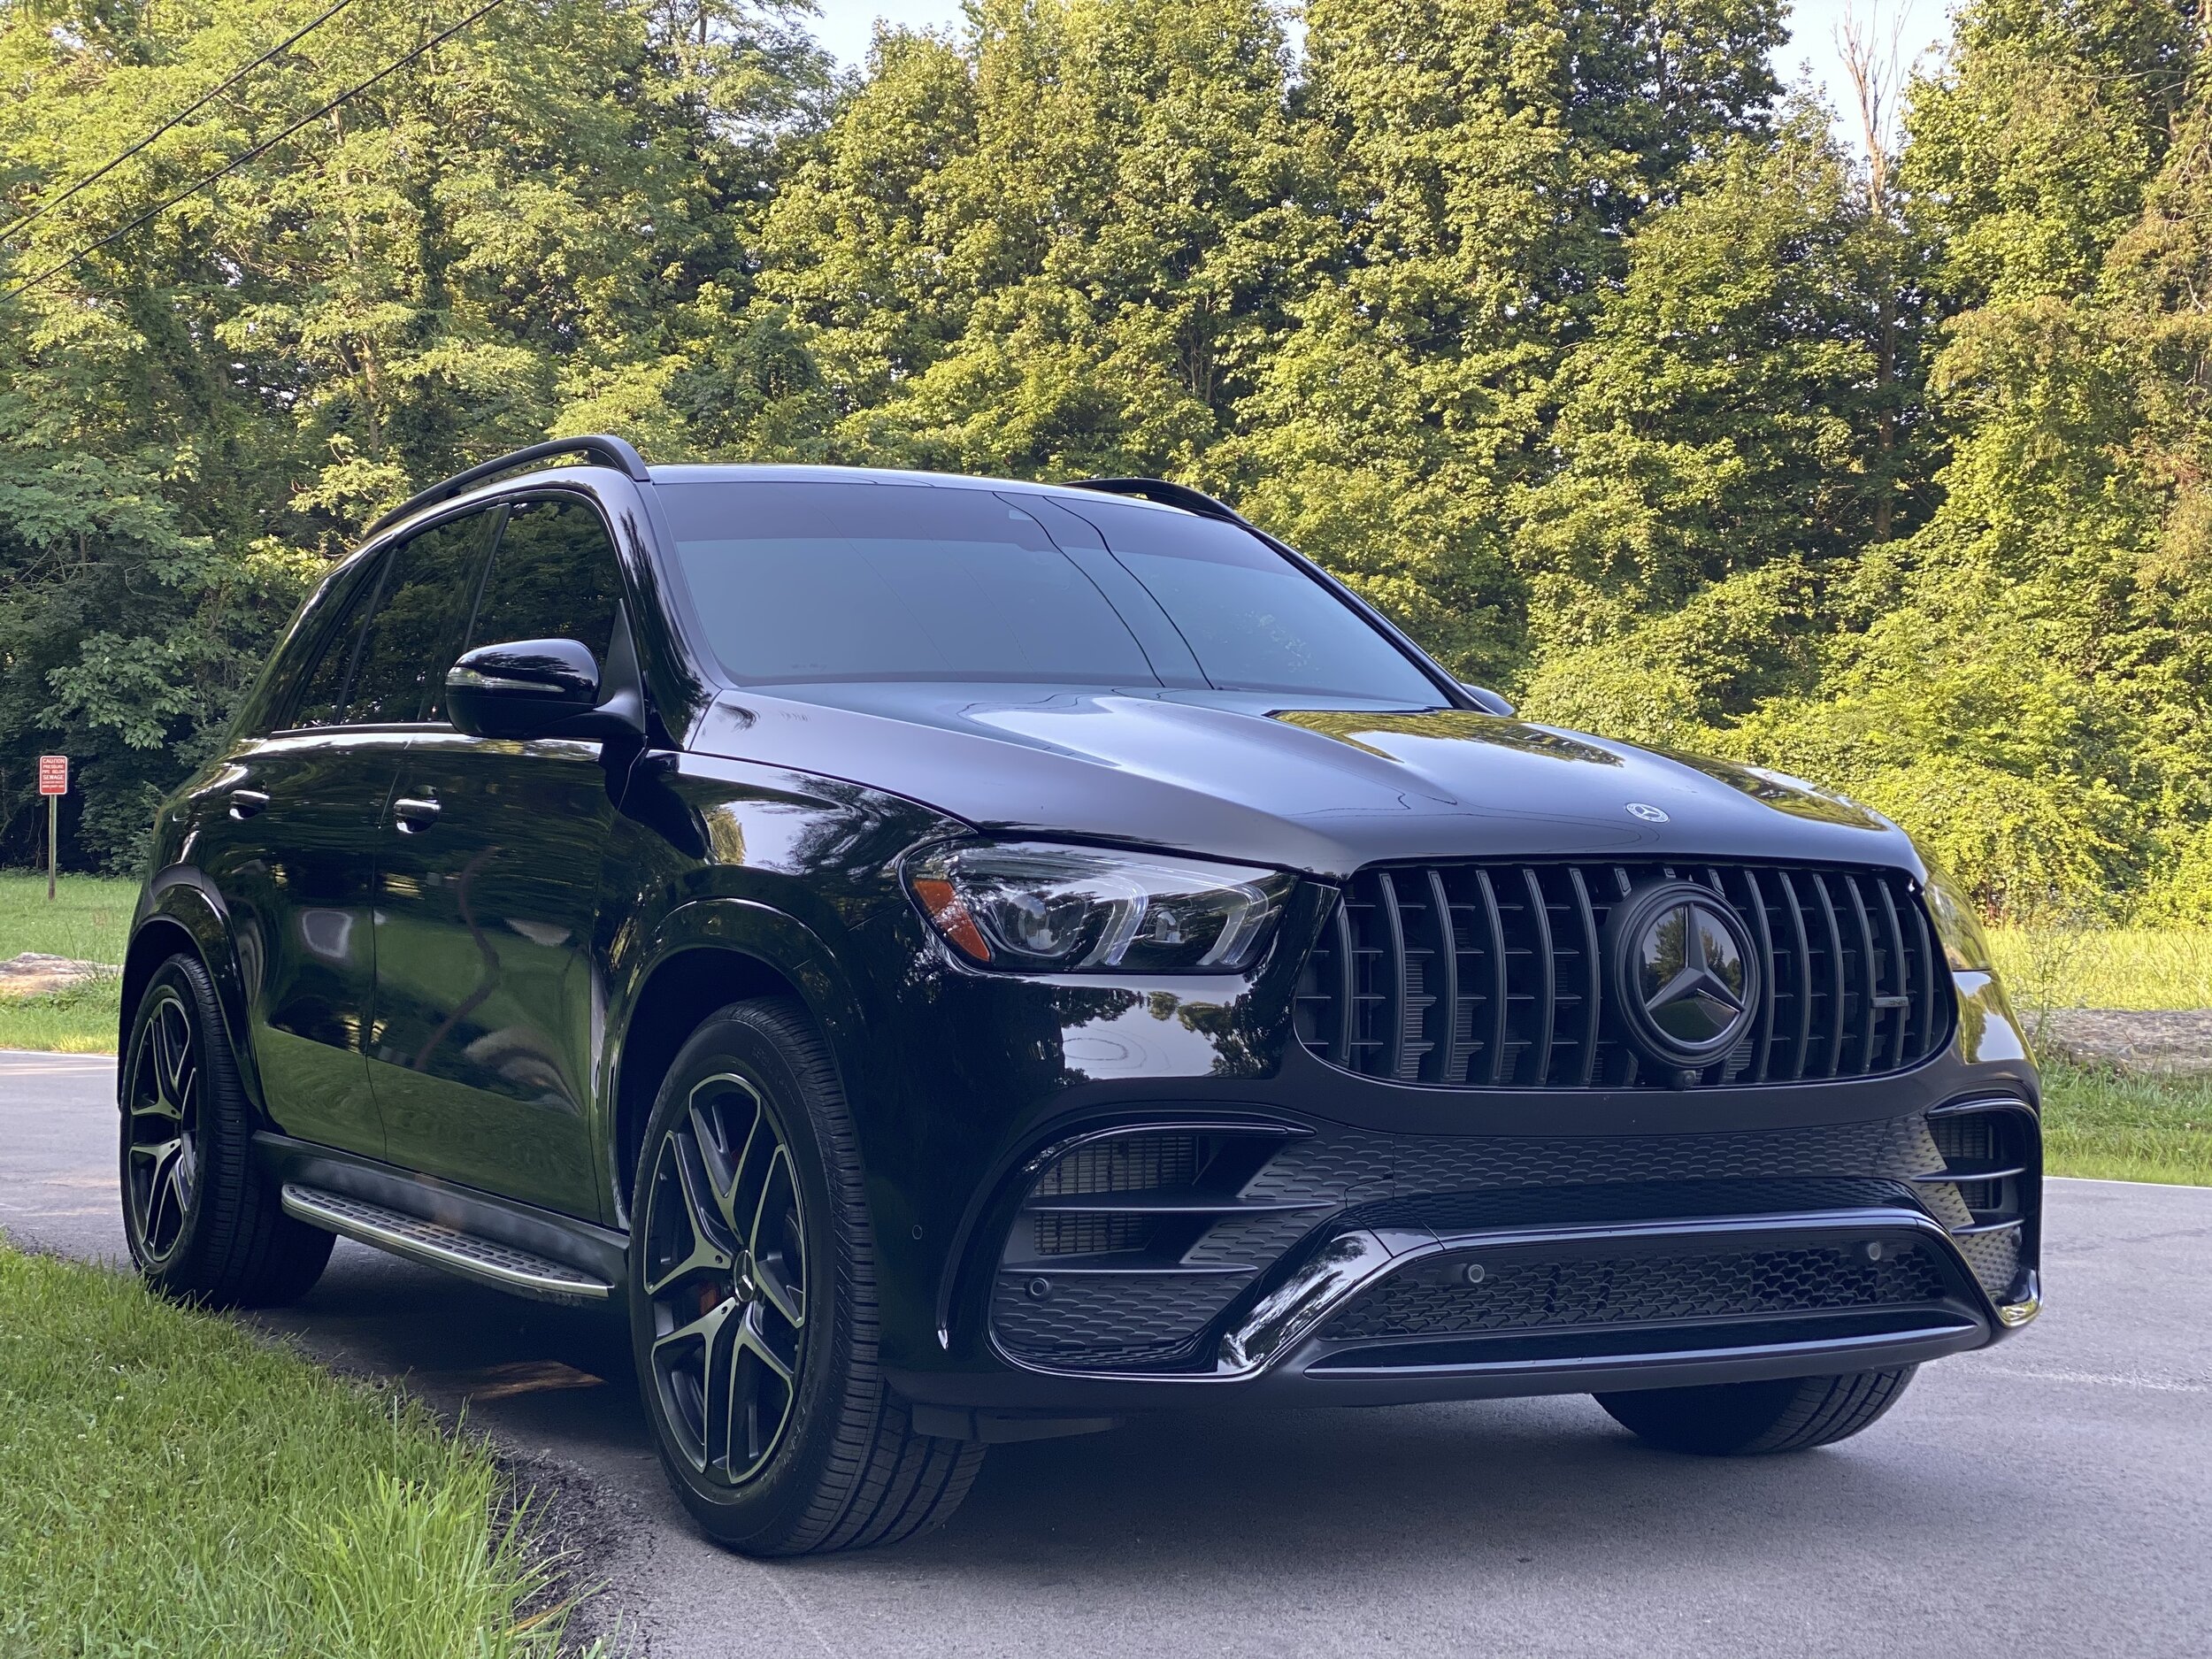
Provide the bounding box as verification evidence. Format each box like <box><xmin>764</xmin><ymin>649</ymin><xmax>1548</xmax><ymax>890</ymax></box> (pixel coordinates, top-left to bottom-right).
<box><xmin>0</xmin><ymin>871</ymin><xmax>134</xmax><ymax>1052</ymax></box>
<box><xmin>0</xmin><ymin>870</ymin><xmax>137</xmax><ymax>964</ymax></box>
<box><xmin>2038</xmin><ymin>1061</ymin><xmax>2212</xmax><ymax>1187</ymax></box>
<box><xmin>0</xmin><ymin>1245</ymin><xmax>591</xmax><ymax>1657</ymax></box>
<box><xmin>1985</xmin><ymin>923</ymin><xmax>2212</xmax><ymax>1012</ymax></box>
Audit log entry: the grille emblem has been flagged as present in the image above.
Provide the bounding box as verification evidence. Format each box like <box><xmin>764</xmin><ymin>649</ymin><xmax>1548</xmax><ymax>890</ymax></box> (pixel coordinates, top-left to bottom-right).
<box><xmin>1625</xmin><ymin>802</ymin><xmax>1669</xmax><ymax>823</ymax></box>
<box><xmin>1605</xmin><ymin>880</ymin><xmax>1762</xmax><ymax>1071</ymax></box>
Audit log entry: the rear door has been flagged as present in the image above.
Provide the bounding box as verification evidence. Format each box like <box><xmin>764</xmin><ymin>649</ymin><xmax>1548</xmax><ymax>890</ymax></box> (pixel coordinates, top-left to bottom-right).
<box><xmin>197</xmin><ymin>507</ymin><xmax>493</xmax><ymax>1154</ymax></box>
<box><xmin>369</xmin><ymin>496</ymin><xmax>633</xmax><ymax>1218</ymax></box>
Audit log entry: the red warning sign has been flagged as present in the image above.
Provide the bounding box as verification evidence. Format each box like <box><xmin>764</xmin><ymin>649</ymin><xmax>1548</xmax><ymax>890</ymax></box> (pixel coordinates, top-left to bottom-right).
<box><xmin>38</xmin><ymin>755</ymin><xmax>67</xmax><ymax>795</ymax></box>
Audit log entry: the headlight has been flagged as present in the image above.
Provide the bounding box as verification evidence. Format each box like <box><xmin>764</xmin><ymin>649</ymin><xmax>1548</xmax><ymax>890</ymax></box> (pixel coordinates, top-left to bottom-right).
<box><xmin>904</xmin><ymin>841</ymin><xmax>1294</xmax><ymax>972</ymax></box>
<box><xmin>1920</xmin><ymin>863</ymin><xmax>1992</xmax><ymax>972</ymax></box>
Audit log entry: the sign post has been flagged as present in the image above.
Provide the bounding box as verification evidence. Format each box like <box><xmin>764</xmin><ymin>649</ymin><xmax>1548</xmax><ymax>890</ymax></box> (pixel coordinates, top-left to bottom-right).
<box><xmin>38</xmin><ymin>756</ymin><xmax>66</xmax><ymax>902</ymax></box>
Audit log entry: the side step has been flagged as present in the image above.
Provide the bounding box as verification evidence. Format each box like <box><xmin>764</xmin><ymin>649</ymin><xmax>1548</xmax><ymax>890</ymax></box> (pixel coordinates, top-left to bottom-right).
<box><xmin>280</xmin><ymin>1184</ymin><xmax>616</xmax><ymax>1305</ymax></box>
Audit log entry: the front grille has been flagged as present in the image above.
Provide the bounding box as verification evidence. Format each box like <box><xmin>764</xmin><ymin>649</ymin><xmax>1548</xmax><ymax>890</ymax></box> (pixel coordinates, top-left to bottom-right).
<box><xmin>1294</xmin><ymin>861</ymin><xmax>1949</xmax><ymax>1088</ymax></box>
<box><xmin>1323</xmin><ymin>1240</ymin><xmax>1953</xmax><ymax>1341</ymax></box>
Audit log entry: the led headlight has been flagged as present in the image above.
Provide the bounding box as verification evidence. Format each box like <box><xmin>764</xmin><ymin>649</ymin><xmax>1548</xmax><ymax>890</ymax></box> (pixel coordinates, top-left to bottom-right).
<box><xmin>904</xmin><ymin>841</ymin><xmax>1294</xmax><ymax>973</ymax></box>
<box><xmin>1920</xmin><ymin>863</ymin><xmax>1992</xmax><ymax>972</ymax></box>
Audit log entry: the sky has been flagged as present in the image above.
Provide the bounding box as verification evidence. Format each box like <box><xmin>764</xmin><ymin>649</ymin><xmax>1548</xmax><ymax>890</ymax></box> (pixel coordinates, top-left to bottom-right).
<box><xmin>799</xmin><ymin>1</ymin><xmax>1955</xmax><ymax>153</ymax></box>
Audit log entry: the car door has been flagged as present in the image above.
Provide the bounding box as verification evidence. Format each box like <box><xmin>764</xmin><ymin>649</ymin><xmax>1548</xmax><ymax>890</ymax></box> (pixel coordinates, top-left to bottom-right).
<box><xmin>193</xmin><ymin>511</ymin><xmax>488</xmax><ymax>1156</ymax></box>
<box><xmin>369</xmin><ymin>495</ymin><xmax>632</xmax><ymax>1218</ymax></box>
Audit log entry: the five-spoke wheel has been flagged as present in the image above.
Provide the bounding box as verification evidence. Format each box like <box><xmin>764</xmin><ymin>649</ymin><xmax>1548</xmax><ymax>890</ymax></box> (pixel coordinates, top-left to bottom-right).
<box><xmin>118</xmin><ymin>954</ymin><xmax>333</xmax><ymax>1304</ymax></box>
<box><xmin>628</xmin><ymin>998</ymin><xmax>983</xmax><ymax>1554</ymax></box>
<box><xmin>642</xmin><ymin>1071</ymin><xmax>810</xmax><ymax>1486</ymax></box>
<box><xmin>124</xmin><ymin>982</ymin><xmax>202</xmax><ymax>1266</ymax></box>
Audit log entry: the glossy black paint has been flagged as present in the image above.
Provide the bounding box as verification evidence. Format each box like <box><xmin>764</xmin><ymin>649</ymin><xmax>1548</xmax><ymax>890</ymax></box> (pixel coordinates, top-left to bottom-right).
<box><xmin>129</xmin><ymin>453</ymin><xmax>2041</xmax><ymax>1420</ymax></box>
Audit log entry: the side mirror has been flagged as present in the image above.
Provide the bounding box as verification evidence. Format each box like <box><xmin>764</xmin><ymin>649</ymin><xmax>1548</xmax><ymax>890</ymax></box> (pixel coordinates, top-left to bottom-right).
<box><xmin>1460</xmin><ymin>682</ymin><xmax>1516</xmax><ymax>718</ymax></box>
<box><xmin>447</xmin><ymin>639</ymin><xmax>604</xmax><ymax>740</ymax></box>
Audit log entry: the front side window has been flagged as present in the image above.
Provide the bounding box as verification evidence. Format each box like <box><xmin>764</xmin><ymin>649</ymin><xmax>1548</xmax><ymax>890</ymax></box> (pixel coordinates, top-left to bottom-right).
<box><xmin>469</xmin><ymin>498</ymin><xmax>626</xmax><ymax>665</ymax></box>
<box><xmin>286</xmin><ymin>557</ymin><xmax>383</xmax><ymax>730</ymax></box>
<box><xmin>658</xmin><ymin>480</ymin><xmax>1444</xmax><ymax>703</ymax></box>
<box><xmin>345</xmin><ymin>511</ymin><xmax>498</xmax><ymax>725</ymax></box>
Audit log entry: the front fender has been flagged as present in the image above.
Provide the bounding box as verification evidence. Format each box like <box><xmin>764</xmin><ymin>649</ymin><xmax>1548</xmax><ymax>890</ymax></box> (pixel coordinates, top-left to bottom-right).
<box><xmin>125</xmin><ymin>868</ymin><xmax>266</xmax><ymax>1114</ymax></box>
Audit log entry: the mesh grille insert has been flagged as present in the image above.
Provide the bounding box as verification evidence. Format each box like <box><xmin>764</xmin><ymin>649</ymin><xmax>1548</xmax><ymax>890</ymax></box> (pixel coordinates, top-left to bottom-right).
<box><xmin>1325</xmin><ymin>1241</ymin><xmax>1953</xmax><ymax>1340</ymax></box>
<box><xmin>1035</xmin><ymin>1134</ymin><xmax>1200</xmax><ymax>1196</ymax></box>
<box><xmin>1033</xmin><ymin>1213</ymin><xmax>1154</xmax><ymax>1256</ymax></box>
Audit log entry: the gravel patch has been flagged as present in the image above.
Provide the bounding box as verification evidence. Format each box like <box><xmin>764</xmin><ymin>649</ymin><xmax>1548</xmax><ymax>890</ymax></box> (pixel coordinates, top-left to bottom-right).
<box><xmin>2032</xmin><ymin>1008</ymin><xmax>2212</xmax><ymax>1075</ymax></box>
<box><xmin>0</xmin><ymin>953</ymin><xmax>117</xmax><ymax>999</ymax></box>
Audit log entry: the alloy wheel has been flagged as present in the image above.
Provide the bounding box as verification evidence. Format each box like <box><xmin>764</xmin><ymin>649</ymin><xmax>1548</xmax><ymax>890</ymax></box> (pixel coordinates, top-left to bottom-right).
<box><xmin>125</xmin><ymin>986</ymin><xmax>201</xmax><ymax>1263</ymax></box>
<box><xmin>643</xmin><ymin>1071</ymin><xmax>809</xmax><ymax>1486</ymax></box>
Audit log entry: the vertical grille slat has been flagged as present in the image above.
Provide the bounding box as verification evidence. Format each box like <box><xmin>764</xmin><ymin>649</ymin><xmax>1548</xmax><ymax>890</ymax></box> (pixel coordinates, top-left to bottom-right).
<box><xmin>1568</xmin><ymin>867</ymin><xmax>1602</xmax><ymax>1087</ymax></box>
<box><xmin>1844</xmin><ymin>874</ymin><xmax>1880</xmax><ymax>1074</ymax></box>
<box><xmin>1872</xmin><ymin>878</ymin><xmax>1909</xmax><ymax>1071</ymax></box>
<box><xmin>1475</xmin><ymin>870</ymin><xmax>1509</xmax><ymax>1087</ymax></box>
<box><xmin>1426</xmin><ymin>869</ymin><xmax>1461</xmax><ymax>1085</ymax></box>
<box><xmin>1522</xmin><ymin>869</ymin><xmax>1557</xmax><ymax>1086</ymax></box>
<box><xmin>1739</xmin><ymin>867</ymin><xmax>1777</xmax><ymax>1080</ymax></box>
<box><xmin>1776</xmin><ymin>870</ymin><xmax>1815</xmax><ymax>1081</ymax></box>
<box><xmin>1376</xmin><ymin>872</ymin><xmax>1411</xmax><ymax>1080</ymax></box>
<box><xmin>1809</xmin><ymin>873</ymin><xmax>1848</xmax><ymax>1079</ymax></box>
<box><xmin>1297</xmin><ymin>862</ymin><xmax>1949</xmax><ymax>1091</ymax></box>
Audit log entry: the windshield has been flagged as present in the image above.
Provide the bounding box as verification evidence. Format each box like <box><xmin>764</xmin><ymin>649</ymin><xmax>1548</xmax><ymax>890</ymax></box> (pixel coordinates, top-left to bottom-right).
<box><xmin>657</xmin><ymin>480</ymin><xmax>1445</xmax><ymax>703</ymax></box>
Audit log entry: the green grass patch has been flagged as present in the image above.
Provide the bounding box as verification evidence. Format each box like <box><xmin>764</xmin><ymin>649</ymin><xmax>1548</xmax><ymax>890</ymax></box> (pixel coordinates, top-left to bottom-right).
<box><xmin>1987</xmin><ymin>924</ymin><xmax>2212</xmax><ymax>1012</ymax></box>
<box><xmin>0</xmin><ymin>1245</ymin><xmax>591</xmax><ymax>1657</ymax></box>
<box><xmin>0</xmin><ymin>870</ymin><xmax>138</xmax><ymax>964</ymax></box>
<box><xmin>0</xmin><ymin>972</ymin><xmax>122</xmax><ymax>1053</ymax></box>
<box><xmin>2039</xmin><ymin>1062</ymin><xmax>2212</xmax><ymax>1187</ymax></box>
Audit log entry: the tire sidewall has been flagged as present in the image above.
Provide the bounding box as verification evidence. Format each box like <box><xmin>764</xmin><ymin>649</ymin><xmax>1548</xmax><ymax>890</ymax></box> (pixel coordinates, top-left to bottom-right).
<box><xmin>627</xmin><ymin>1004</ymin><xmax>867</xmax><ymax>1547</ymax></box>
<box><xmin>119</xmin><ymin>957</ymin><xmax>219</xmax><ymax>1279</ymax></box>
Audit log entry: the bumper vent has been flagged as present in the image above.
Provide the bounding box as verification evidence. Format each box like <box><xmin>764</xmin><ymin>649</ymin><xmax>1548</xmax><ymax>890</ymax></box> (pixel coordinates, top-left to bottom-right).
<box><xmin>1914</xmin><ymin>1100</ymin><xmax>2038</xmax><ymax>1302</ymax></box>
<box><xmin>1294</xmin><ymin>861</ymin><xmax>1950</xmax><ymax>1088</ymax></box>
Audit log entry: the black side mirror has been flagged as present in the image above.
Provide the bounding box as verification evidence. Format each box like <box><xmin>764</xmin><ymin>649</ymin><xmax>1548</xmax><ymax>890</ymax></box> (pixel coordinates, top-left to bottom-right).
<box><xmin>1460</xmin><ymin>682</ymin><xmax>1516</xmax><ymax>718</ymax></box>
<box><xmin>448</xmin><ymin>639</ymin><xmax>606</xmax><ymax>740</ymax></box>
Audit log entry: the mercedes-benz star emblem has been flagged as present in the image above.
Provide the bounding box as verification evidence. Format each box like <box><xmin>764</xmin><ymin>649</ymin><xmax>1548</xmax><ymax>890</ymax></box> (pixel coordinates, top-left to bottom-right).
<box><xmin>1601</xmin><ymin>879</ymin><xmax>1762</xmax><ymax>1074</ymax></box>
<box><xmin>1625</xmin><ymin>802</ymin><xmax>1669</xmax><ymax>823</ymax></box>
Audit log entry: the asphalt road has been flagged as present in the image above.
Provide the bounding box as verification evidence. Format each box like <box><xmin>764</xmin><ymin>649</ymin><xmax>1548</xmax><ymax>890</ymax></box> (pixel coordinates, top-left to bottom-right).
<box><xmin>5</xmin><ymin>1047</ymin><xmax>2208</xmax><ymax>1658</ymax></box>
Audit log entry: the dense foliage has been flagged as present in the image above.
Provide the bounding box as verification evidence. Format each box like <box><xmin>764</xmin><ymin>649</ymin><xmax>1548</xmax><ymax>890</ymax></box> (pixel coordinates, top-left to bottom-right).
<box><xmin>1</xmin><ymin>0</ymin><xmax>2207</xmax><ymax>919</ymax></box>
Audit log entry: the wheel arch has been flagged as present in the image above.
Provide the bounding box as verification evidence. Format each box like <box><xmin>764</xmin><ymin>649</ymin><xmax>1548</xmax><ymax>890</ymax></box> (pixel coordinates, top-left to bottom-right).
<box><xmin>606</xmin><ymin>900</ymin><xmax>878</xmax><ymax>1227</ymax></box>
<box><xmin>121</xmin><ymin>873</ymin><xmax>264</xmax><ymax>1112</ymax></box>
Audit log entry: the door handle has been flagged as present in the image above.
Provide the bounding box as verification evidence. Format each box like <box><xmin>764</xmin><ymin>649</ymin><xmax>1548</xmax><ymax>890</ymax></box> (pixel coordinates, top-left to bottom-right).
<box><xmin>228</xmin><ymin>788</ymin><xmax>271</xmax><ymax>820</ymax></box>
<box><xmin>392</xmin><ymin>796</ymin><xmax>442</xmax><ymax>833</ymax></box>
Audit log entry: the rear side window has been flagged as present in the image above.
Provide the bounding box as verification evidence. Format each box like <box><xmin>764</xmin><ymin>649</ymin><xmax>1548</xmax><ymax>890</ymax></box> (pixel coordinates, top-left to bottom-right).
<box><xmin>344</xmin><ymin>511</ymin><xmax>497</xmax><ymax>725</ymax></box>
<box><xmin>469</xmin><ymin>498</ymin><xmax>626</xmax><ymax>666</ymax></box>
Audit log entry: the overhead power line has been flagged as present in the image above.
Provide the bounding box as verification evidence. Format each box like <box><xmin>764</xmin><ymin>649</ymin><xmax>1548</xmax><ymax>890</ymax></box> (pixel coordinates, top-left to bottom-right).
<box><xmin>0</xmin><ymin>0</ymin><xmax>361</xmax><ymax>246</ymax></box>
<box><xmin>3</xmin><ymin>0</ymin><xmax>508</xmax><ymax>302</ymax></box>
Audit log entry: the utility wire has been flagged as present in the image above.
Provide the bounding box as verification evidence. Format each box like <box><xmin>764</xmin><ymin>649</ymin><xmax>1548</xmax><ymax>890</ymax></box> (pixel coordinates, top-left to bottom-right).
<box><xmin>3</xmin><ymin>0</ymin><xmax>507</xmax><ymax>302</ymax></box>
<box><xmin>0</xmin><ymin>0</ymin><xmax>360</xmax><ymax>246</ymax></box>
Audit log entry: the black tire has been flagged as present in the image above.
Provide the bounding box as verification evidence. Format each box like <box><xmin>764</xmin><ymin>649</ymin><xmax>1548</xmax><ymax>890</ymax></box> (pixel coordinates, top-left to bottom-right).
<box><xmin>628</xmin><ymin>997</ymin><xmax>984</xmax><ymax>1555</ymax></box>
<box><xmin>1595</xmin><ymin>1366</ymin><xmax>1917</xmax><ymax>1455</ymax></box>
<box><xmin>119</xmin><ymin>954</ymin><xmax>334</xmax><ymax>1307</ymax></box>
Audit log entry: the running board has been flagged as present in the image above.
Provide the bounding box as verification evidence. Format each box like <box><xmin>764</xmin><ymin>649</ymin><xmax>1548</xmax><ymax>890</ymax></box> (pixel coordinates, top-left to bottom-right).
<box><xmin>280</xmin><ymin>1184</ymin><xmax>616</xmax><ymax>1304</ymax></box>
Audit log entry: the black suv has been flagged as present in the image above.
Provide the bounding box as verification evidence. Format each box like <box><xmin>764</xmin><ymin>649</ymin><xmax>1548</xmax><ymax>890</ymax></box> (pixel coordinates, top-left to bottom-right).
<box><xmin>121</xmin><ymin>436</ymin><xmax>2042</xmax><ymax>1555</ymax></box>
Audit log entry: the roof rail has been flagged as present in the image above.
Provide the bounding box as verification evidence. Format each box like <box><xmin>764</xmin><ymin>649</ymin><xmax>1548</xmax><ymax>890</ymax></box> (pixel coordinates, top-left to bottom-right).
<box><xmin>1064</xmin><ymin>475</ymin><xmax>1251</xmax><ymax>526</ymax></box>
<box><xmin>364</xmin><ymin>434</ymin><xmax>650</xmax><ymax>538</ymax></box>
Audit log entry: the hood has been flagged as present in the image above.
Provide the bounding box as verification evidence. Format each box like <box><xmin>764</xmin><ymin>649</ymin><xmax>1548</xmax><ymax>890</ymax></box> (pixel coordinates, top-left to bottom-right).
<box><xmin>686</xmin><ymin>683</ymin><xmax>1919</xmax><ymax>881</ymax></box>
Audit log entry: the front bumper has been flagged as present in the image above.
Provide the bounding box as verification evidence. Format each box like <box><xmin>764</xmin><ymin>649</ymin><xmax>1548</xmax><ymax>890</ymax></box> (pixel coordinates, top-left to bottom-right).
<box><xmin>892</xmin><ymin>1097</ymin><xmax>2039</xmax><ymax>1415</ymax></box>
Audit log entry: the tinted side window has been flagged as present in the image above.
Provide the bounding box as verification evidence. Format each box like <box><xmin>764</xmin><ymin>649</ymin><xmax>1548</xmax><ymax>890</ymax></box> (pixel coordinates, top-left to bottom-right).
<box><xmin>345</xmin><ymin>512</ymin><xmax>496</xmax><ymax>726</ymax></box>
<box><xmin>287</xmin><ymin>557</ymin><xmax>384</xmax><ymax>730</ymax></box>
<box><xmin>470</xmin><ymin>499</ymin><xmax>624</xmax><ymax>666</ymax></box>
